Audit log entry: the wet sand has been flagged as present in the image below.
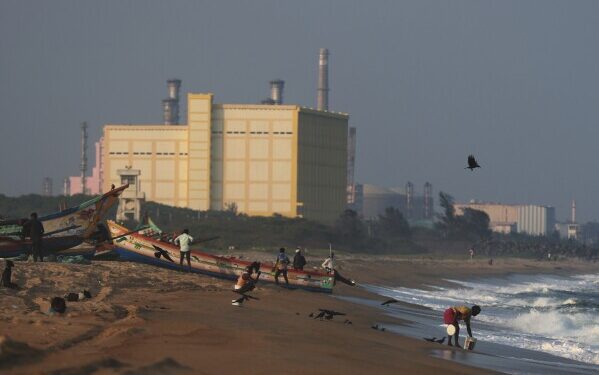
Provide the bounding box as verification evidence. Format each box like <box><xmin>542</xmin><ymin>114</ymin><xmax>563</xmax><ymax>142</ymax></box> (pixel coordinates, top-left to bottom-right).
<box><xmin>0</xmin><ymin>256</ymin><xmax>596</xmax><ymax>374</ymax></box>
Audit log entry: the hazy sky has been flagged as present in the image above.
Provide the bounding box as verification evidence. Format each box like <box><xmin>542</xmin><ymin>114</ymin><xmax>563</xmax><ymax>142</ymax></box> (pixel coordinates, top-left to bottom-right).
<box><xmin>1</xmin><ymin>1</ymin><xmax>599</xmax><ymax>221</ymax></box>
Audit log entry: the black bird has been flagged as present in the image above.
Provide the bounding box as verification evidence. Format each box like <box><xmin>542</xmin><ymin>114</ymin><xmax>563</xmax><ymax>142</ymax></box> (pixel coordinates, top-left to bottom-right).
<box><xmin>381</xmin><ymin>298</ymin><xmax>398</xmax><ymax>306</ymax></box>
<box><xmin>313</xmin><ymin>311</ymin><xmax>326</xmax><ymax>320</ymax></box>
<box><xmin>423</xmin><ymin>336</ymin><xmax>446</xmax><ymax>344</ymax></box>
<box><xmin>344</xmin><ymin>319</ymin><xmax>352</xmax><ymax>325</ymax></box>
<box><xmin>152</xmin><ymin>245</ymin><xmax>175</xmax><ymax>262</ymax></box>
<box><xmin>371</xmin><ymin>324</ymin><xmax>385</xmax><ymax>331</ymax></box>
<box><xmin>232</xmin><ymin>292</ymin><xmax>259</xmax><ymax>305</ymax></box>
<box><xmin>466</xmin><ymin>155</ymin><xmax>481</xmax><ymax>171</ymax></box>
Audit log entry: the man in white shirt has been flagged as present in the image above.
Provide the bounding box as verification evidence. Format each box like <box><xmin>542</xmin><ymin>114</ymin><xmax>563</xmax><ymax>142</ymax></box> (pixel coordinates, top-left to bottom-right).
<box><xmin>322</xmin><ymin>252</ymin><xmax>356</xmax><ymax>287</ymax></box>
<box><xmin>174</xmin><ymin>229</ymin><xmax>194</xmax><ymax>271</ymax></box>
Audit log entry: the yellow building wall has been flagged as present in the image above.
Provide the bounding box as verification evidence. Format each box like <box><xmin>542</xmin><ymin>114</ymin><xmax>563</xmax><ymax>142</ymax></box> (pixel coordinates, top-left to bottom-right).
<box><xmin>187</xmin><ymin>94</ymin><xmax>213</xmax><ymax>210</ymax></box>
<box><xmin>102</xmin><ymin>126</ymin><xmax>189</xmax><ymax>207</ymax></box>
<box><xmin>210</xmin><ymin>104</ymin><xmax>298</xmax><ymax>217</ymax></box>
<box><xmin>297</xmin><ymin>109</ymin><xmax>348</xmax><ymax>224</ymax></box>
<box><xmin>101</xmin><ymin>94</ymin><xmax>349</xmax><ymax>224</ymax></box>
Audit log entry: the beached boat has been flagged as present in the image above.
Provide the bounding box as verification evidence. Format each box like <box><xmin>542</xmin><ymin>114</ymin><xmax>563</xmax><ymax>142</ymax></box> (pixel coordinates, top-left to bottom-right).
<box><xmin>0</xmin><ymin>185</ymin><xmax>128</xmax><ymax>258</ymax></box>
<box><xmin>0</xmin><ymin>184</ymin><xmax>129</xmax><ymax>239</ymax></box>
<box><xmin>0</xmin><ymin>236</ymin><xmax>83</xmax><ymax>258</ymax></box>
<box><xmin>106</xmin><ymin>220</ymin><xmax>335</xmax><ymax>293</ymax></box>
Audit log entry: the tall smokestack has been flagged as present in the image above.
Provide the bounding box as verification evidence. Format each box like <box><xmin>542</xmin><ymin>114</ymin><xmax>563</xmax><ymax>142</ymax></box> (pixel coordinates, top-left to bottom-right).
<box><xmin>571</xmin><ymin>199</ymin><xmax>576</xmax><ymax>223</ymax></box>
<box><xmin>162</xmin><ymin>99</ymin><xmax>177</xmax><ymax>125</ymax></box>
<box><xmin>80</xmin><ymin>122</ymin><xmax>88</xmax><ymax>195</ymax></box>
<box><xmin>164</xmin><ymin>79</ymin><xmax>181</xmax><ymax>124</ymax></box>
<box><xmin>424</xmin><ymin>182</ymin><xmax>433</xmax><ymax>219</ymax></box>
<box><xmin>269</xmin><ymin>79</ymin><xmax>284</xmax><ymax>105</ymax></box>
<box><xmin>167</xmin><ymin>79</ymin><xmax>181</xmax><ymax>101</ymax></box>
<box><xmin>347</xmin><ymin>127</ymin><xmax>357</xmax><ymax>206</ymax></box>
<box><xmin>42</xmin><ymin>177</ymin><xmax>53</xmax><ymax>196</ymax></box>
<box><xmin>406</xmin><ymin>182</ymin><xmax>414</xmax><ymax>219</ymax></box>
<box><xmin>317</xmin><ymin>48</ymin><xmax>329</xmax><ymax>111</ymax></box>
<box><xmin>63</xmin><ymin>178</ymin><xmax>71</xmax><ymax>196</ymax></box>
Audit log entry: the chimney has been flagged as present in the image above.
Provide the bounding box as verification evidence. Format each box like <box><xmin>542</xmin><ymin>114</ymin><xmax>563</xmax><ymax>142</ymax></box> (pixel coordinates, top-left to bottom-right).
<box><xmin>317</xmin><ymin>48</ymin><xmax>329</xmax><ymax>111</ymax></box>
<box><xmin>423</xmin><ymin>182</ymin><xmax>433</xmax><ymax>219</ymax></box>
<box><xmin>162</xmin><ymin>98</ymin><xmax>177</xmax><ymax>125</ymax></box>
<box><xmin>163</xmin><ymin>79</ymin><xmax>181</xmax><ymax>124</ymax></box>
<box><xmin>269</xmin><ymin>79</ymin><xmax>284</xmax><ymax>105</ymax></box>
<box><xmin>80</xmin><ymin>122</ymin><xmax>88</xmax><ymax>195</ymax></box>
<box><xmin>571</xmin><ymin>200</ymin><xmax>576</xmax><ymax>223</ymax></box>
<box><xmin>63</xmin><ymin>178</ymin><xmax>71</xmax><ymax>196</ymax></box>
<box><xmin>405</xmin><ymin>182</ymin><xmax>414</xmax><ymax>219</ymax></box>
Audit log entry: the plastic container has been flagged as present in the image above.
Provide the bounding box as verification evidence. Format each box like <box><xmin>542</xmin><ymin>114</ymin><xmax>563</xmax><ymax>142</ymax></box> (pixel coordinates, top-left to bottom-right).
<box><xmin>464</xmin><ymin>336</ymin><xmax>477</xmax><ymax>350</ymax></box>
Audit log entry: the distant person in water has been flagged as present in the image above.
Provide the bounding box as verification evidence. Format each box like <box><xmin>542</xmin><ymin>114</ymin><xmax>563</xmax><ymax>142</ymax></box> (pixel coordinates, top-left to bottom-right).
<box><xmin>174</xmin><ymin>229</ymin><xmax>193</xmax><ymax>271</ymax></box>
<box><xmin>293</xmin><ymin>248</ymin><xmax>306</xmax><ymax>270</ymax></box>
<box><xmin>28</xmin><ymin>212</ymin><xmax>45</xmax><ymax>262</ymax></box>
<box><xmin>274</xmin><ymin>248</ymin><xmax>290</xmax><ymax>285</ymax></box>
<box><xmin>322</xmin><ymin>253</ymin><xmax>356</xmax><ymax>287</ymax></box>
<box><xmin>443</xmin><ymin>305</ymin><xmax>481</xmax><ymax>348</ymax></box>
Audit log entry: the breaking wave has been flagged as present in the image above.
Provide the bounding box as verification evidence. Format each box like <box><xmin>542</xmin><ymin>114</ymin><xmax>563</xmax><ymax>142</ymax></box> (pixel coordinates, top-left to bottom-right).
<box><xmin>368</xmin><ymin>273</ymin><xmax>599</xmax><ymax>365</ymax></box>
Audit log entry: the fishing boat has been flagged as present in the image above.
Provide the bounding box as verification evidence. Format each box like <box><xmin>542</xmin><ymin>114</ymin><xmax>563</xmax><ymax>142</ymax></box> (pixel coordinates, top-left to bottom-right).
<box><xmin>106</xmin><ymin>220</ymin><xmax>335</xmax><ymax>293</ymax></box>
<box><xmin>0</xmin><ymin>185</ymin><xmax>128</xmax><ymax>258</ymax></box>
<box><xmin>0</xmin><ymin>184</ymin><xmax>128</xmax><ymax>239</ymax></box>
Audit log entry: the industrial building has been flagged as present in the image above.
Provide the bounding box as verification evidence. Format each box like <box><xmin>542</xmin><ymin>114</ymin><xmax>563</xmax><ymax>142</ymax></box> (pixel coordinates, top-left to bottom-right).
<box><xmin>102</xmin><ymin>95</ymin><xmax>348</xmax><ymax>224</ymax></box>
<box><xmin>454</xmin><ymin>202</ymin><xmax>519</xmax><ymax>234</ymax></box>
<box><xmin>454</xmin><ymin>201</ymin><xmax>556</xmax><ymax>236</ymax></box>
<box><xmin>101</xmin><ymin>49</ymin><xmax>349</xmax><ymax>224</ymax></box>
<box><xmin>354</xmin><ymin>182</ymin><xmax>434</xmax><ymax>222</ymax></box>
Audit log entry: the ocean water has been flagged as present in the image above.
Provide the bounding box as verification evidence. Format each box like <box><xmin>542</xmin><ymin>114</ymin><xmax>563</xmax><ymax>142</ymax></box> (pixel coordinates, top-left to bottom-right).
<box><xmin>362</xmin><ymin>273</ymin><xmax>599</xmax><ymax>371</ymax></box>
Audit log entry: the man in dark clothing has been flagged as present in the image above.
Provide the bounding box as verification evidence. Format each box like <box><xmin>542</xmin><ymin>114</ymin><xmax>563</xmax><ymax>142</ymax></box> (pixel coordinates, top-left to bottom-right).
<box><xmin>292</xmin><ymin>248</ymin><xmax>306</xmax><ymax>270</ymax></box>
<box><xmin>28</xmin><ymin>212</ymin><xmax>45</xmax><ymax>262</ymax></box>
<box><xmin>273</xmin><ymin>248</ymin><xmax>290</xmax><ymax>285</ymax></box>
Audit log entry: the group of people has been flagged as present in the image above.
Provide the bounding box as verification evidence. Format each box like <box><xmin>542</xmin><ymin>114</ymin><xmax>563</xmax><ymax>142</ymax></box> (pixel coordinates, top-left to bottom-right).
<box><xmin>271</xmin><ymin>247</ymin><xmax>355</xmax><ymax>287</ymax></box>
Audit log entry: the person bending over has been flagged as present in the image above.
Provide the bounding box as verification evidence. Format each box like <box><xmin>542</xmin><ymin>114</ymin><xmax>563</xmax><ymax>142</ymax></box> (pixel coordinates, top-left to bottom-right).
<box><xmin>443</xmin><ymin>305</ymin><xmax>481</xmax><ymax>348</ymax></box>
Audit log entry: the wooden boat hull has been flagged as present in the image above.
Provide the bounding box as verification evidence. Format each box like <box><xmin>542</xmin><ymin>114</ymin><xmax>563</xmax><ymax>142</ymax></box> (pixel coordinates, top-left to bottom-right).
<box><xmin>0</xmin><ymin>236</ymin><xmax>83</xmax><ymax>258</ymax></box>
<box><xmin>106</xmin><ymin>221</ymin><xmax>334</xmax><ymax>293</ymax></box>
<box><xmin>0</xmin><ymin>185</ymin><xmax>128</xmax><ymax>239</ymax></box>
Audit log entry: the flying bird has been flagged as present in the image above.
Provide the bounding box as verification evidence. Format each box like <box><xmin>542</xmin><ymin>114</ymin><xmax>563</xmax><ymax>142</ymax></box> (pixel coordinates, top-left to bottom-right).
<box><xmin>466</xmin><ymin>155</ymin><xmax>481</xmax><ymax>171</ymax></box>
<box><xmin>381</xmin><ymin>298</ymin><xmax>398</xmax><ymax>306</ymax></box>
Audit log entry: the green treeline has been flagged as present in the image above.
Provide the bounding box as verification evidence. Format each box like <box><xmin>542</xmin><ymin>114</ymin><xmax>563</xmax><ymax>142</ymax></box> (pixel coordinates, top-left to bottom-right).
<box><xmin>1</xmin><ymin>192</ymin><xmax>598</xmax><ymax>259</ymax></box>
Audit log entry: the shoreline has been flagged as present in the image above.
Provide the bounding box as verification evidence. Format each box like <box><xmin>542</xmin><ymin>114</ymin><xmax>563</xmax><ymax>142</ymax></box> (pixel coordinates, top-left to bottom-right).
<box><xmin>0</xmin><ymin>256</ymin><xmax>596</xmax><ymax>374</ymax></box>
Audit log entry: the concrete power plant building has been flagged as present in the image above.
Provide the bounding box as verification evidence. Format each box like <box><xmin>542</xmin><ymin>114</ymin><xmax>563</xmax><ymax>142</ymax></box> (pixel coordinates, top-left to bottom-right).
<box><xmin>102</xmin><ymin>93</ymin><xmax>348</xmax><ymax>224</ymax></box>
<box><xmin>517</xmin><ymin>205</ymin><xmax>556</xmax><ymax>236</ymax></box>
<box><xmin>454</xmin><ymin>201</ymin><xmax>556</xmax><ymax>236</ymax></box>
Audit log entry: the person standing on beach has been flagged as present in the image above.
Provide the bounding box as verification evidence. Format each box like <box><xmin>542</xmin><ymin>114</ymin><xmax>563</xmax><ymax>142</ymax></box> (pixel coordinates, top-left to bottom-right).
<box><xmin>273</xmin><ymin>248</ymin><xmax>290</xmax><ymax>285</ymax></box>
<box><xmin>443</xmin><ymin>305</ymin><xmax>481</xmax><ymax>348</ymax></box>
<box><xmin>174</xmin><ymin>229</ymin><xmax>193</xmax><ymax>271</ymax></box>
<box><xmin>27</xmin><ymin>212</ymin><xmax>45</xmax><ymax>262</ymax></box>
<box><xmin>293</xmin><ymin>248</ymin><xmax>306</xmax><ymax>270</ymax></box>
<box><xmin>469</xmin><ymin>247</ymin><xmax>475</xmax><ymax>260</ymax></box>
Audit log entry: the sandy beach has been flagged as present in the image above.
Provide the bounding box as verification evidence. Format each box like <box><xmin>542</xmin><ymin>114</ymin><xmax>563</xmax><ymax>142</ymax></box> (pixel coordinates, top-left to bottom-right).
<box><xmin>1</xmin><ymin>255</ymin><xmax>597</xmax><ymax>375</ymax></box>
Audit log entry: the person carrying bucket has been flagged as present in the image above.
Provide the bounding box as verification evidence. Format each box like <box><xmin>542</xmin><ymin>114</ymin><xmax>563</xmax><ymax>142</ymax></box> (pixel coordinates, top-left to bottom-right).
<box><xmin>443</xmin><ymin>305</ymin><xmax>481</xmax><ymax>348</ymax></box>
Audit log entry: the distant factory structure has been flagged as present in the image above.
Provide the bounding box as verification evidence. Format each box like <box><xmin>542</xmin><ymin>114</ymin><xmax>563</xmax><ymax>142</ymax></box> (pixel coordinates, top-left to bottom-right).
<box><xmin>96</xmin><ymin>49</ymin><xmax>349</xmax><ymax>224</ymax></box>
<box><xmin>454</xmin><ymin>201</ymin><xmax>557</xmax><ymax>236</ymax></box>
<box><xmin>353</xmin><ymin>182</ymin><xmax>434</xmax><ymax>222</ymax></box>
<box><xmin>64</xmin><ymin>123</ymin><xmax>103</xmax><ymax>196</ymax></box>
<box><xmin>41</xmin><ymin>177</ymin><xmax>53</xmax><ymax>196</ymax></box>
